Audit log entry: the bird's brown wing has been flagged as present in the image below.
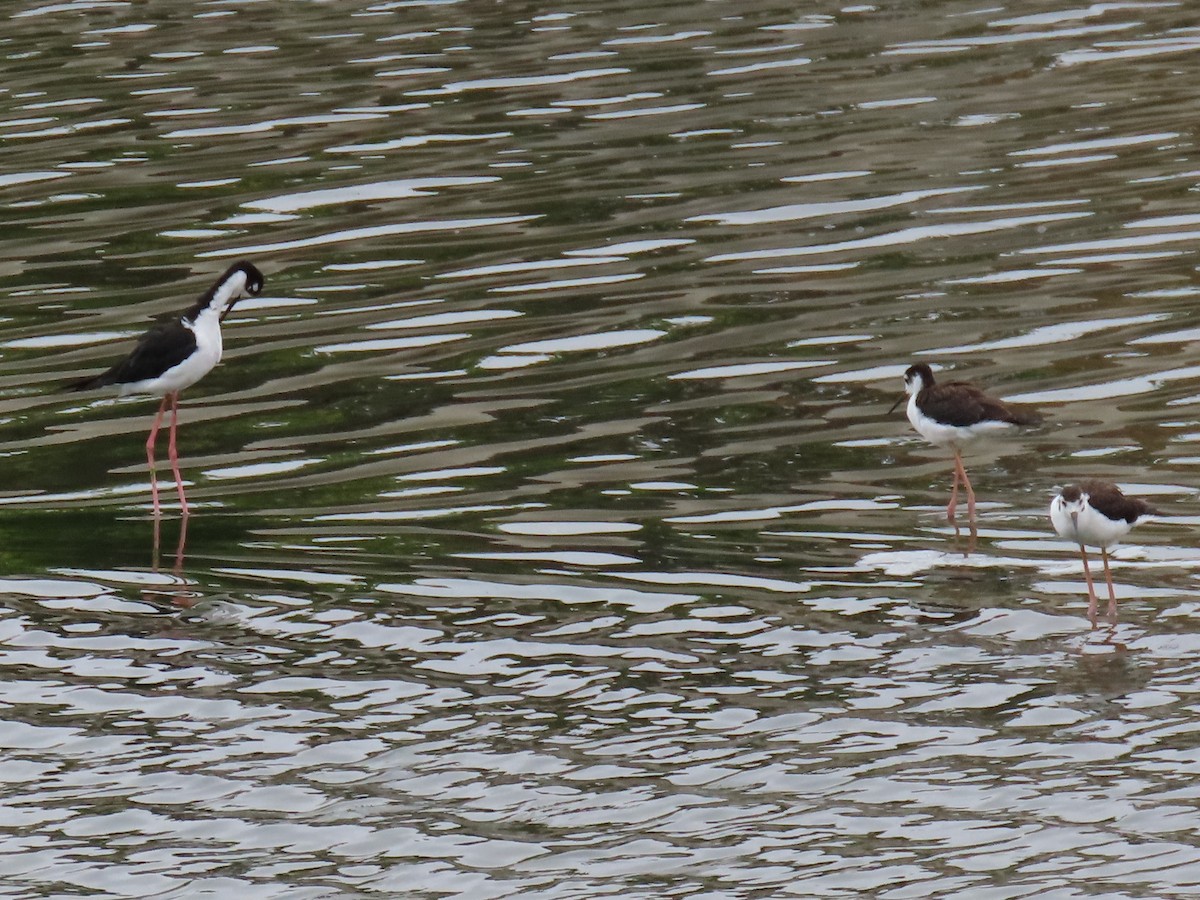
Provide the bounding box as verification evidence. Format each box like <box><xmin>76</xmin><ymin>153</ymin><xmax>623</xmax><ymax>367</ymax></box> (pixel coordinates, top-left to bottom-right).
<box><xmin>1080</xmin><ymin>479</ymin><xmax>1157</xmax><ymax>522</ymax></box>
<box><xmin>921</xmin><ymin>381</ymin><xmax>1037</xmax><ymax>428</ymax></box>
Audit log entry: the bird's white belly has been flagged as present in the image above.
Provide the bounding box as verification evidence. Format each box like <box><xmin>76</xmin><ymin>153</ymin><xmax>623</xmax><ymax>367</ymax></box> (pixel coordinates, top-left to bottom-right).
<box><xmin>907</xmin><ymin>397</ymin><xmax>1012</xmax><ymax>450</ymax></box>
<box><xmin>1050</xmin><ymin>496</ymin><xmax>1132</xmax><ymax>549</ymax></box>
<box><xmin>120</xmin><ymin>312</ymin><xmax>223</xmax><ymax>397</ymax></box>
<box><xmin>119</xmin><ymin>343</ymin><xmax>221</xmax><ymax>397</ymax></box>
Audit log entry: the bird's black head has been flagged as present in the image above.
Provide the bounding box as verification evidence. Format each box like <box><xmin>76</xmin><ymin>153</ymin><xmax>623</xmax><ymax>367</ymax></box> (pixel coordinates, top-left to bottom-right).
<box><xmin>215</xmin><ymin>260</ymin><xmax>265</xmax><ymax>321</ymax></box>
<box><xmin>903</xmin><ymin>363</ymin><xmax>935</xmax><ymax>393</ymax></box>
<box><xmin>889</xmin><ymin>362</ymin><xmax>936</xmax><ymax>414</ymax></box>
<box><xmin>228</xmin><ymin>260</ymin><xmax>264</xmax><ymax>297</ymax></box>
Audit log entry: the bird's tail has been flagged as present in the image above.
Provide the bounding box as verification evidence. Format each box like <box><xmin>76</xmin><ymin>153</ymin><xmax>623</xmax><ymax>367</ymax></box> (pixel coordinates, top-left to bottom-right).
<box><xmin>68</xmin><ymin>372</ymin><xmax>108</xmax><ymax>392</ymax></box>
<box><xmin>1009</xmin><ymin>405</ymin><xmax>1042</xmax><ymax>427</ymax></box>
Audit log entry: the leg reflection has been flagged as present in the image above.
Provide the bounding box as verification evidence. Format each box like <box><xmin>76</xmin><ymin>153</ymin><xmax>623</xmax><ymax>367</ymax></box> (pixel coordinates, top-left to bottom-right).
<box><xmin>148</xmin><ymin>512</ymin><xmax>195</xmax><ymax>608</ymax></box>
<box><xmin>152</xmin><ymin>507</ymin><xmax>162</xmax><ymax>571</ymax></box>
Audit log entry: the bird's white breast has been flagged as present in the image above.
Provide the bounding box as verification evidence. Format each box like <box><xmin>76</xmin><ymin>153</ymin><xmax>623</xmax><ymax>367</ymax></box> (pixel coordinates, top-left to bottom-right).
<box><xmin>1050</xmin><ymin>495</ymin><xmax>1134</xmax><ymax>549</ymax></box>
<box><xmin>906</xmin><ymin>393</ymin><xmax>1012</xmax><ymax>450</ymax></box>
<box><xmin>119</xmin><ymin>307</ymin><xmax>223</xmax><ymax>398</ymax></box>
<box><xmin>1049</xmin><ymin>495</ymin><xmax>1077</xmax><ymax>543</ymax></box>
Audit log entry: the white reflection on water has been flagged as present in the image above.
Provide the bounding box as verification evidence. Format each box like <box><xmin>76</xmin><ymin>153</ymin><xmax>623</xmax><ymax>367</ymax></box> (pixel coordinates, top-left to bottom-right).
<box><xmin>921</xmin><ymin>315</ymin><xmax>1166</xmax><ymax>354</ymax></box>
<box><xmin>199</xmin><ymin>215</ymin><xmax>540</xmax><ymax>257</ymax></box>
<box><xmin>689</xmin><ymin>186</ymin><xmax>978</xmax><ymax>226</ymax></box>
<box><xmin>498</xmin><ymin>521</ymin><xmax>641</xmax><ymax>535</ymax></box>
<box><xmin>670</xmin><ymin>360</ymin><xmax>832</xmax><ymax>380</ymax></box>
<box><xmin>498</xmin><ymin>329</ymin><xmax>665</xmax><ymax>355</ymax></box>
<box><xmin>705</xmin><ymin>212</ymin><xmax>1092</xmax><ymax>262</ymax></box>
<box><xmin>246</xmin><ymin>176</ymin><xmax>498</xmax><ymax>212</ymax></box>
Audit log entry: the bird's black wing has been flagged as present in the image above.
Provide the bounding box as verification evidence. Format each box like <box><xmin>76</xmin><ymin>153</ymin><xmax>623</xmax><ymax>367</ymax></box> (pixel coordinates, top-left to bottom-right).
<box><xmin>71</xmin><ymin>317</ymin><xmax>197</xmax><ymax>390</ymax></box>
<box><xmin>923</xmin><ymin>382</ymin><xmax>1040</xmax><ymax>428</ymax></box>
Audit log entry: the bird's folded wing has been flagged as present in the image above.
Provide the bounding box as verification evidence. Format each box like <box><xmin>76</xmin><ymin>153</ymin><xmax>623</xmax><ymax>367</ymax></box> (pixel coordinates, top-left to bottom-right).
<box><xmin>77</xmin><ymin>319</ymin><xmax>198</xmax><ymax>389</ymax></box>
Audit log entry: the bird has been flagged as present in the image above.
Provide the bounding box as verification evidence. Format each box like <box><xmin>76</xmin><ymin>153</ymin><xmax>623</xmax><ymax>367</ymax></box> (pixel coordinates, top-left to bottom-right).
<box><xmin>70</xmin><ymin>260</ymin><xmax>265</xmax><ymax>518</ymax></box>
<box><xmin>891</xmin><ymin>363</ymin><xmax>1040</xmax><ymax>525</ymax></box>
<box><xmin>1050</xmin><ymin>480</ymin><xmax>1156</xmax><ymax>624</ymax></box>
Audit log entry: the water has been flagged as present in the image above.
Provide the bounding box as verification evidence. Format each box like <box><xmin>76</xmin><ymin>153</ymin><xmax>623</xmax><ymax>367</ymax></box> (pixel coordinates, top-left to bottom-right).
<box><xmin>2</xmin><ymin>1</ymin><xmax>1200</xmax><ymax>896</ymax></box>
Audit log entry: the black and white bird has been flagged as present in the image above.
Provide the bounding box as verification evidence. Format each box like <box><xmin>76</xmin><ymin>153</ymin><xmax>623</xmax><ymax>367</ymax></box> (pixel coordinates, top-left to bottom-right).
<box><xmin>892</xmin><ymin>363</ymin><xmax>1041</xmax><ymax>524</ymax></box>
<box><xmin>1050</xmin><ymin>480</ymin><xmax>1156</xmax><ymax>624</ymax></box>
<box><xmin>71</xmin><ymin>260</ymin><xmax>265</xmax><ymax>517</ymax></box>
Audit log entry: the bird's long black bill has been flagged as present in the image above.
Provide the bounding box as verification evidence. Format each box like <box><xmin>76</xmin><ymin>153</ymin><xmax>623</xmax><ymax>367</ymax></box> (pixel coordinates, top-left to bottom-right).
<box><xmin>888</xmin><ymin>396</ymin><xmax>904</xmax><ymax>415</ymax></box>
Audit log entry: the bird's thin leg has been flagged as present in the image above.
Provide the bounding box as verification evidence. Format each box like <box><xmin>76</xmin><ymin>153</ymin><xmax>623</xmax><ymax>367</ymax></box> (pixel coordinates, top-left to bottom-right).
<box><xmin>946</xmin><ymin>455</ymin><xmax>961</xmax><ymax>524</ymax></box>
<box><xmin>1101</xmin><ymin>547</ymin><xmax>1118</xmax><ymax>622</ymax></box>
<box><xmin>957</xmin><ymin>451</ymin><xmax>977</xmax><ymax>522</ymax></box>
<box><xmin>146</xmin><ymin>395</ymin><xmax>169</xmax><ymax>519</ymax></box>
<box><xmin>1079</xmin><ymin>545</ymin><xmax>1098</xmax><ymax>626</ymax></box>
<box><xmin>167</xmin><ymin>392</ymin><xmax>188</xmax><ymax>518</ymax></box>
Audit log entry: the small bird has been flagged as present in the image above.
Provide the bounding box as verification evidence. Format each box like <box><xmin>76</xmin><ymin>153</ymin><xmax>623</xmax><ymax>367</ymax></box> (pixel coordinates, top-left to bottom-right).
<box><xmin>891</xmin><ymin>363</ymin><xmax>1040</xmax><ymax>524</ymax></box>
<box><xmin>71</xmin><ymin>261</ymin><xmax>265</xmax><ymax>517</ymax></box>
<box><xmin>1050</xmin><ymin>480</ymin><xmax>1156</xmax><ymax>624</ymax></box>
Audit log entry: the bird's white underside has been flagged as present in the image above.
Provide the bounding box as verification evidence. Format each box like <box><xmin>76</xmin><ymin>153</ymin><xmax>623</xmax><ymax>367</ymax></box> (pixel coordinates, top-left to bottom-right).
<box><xmin>116</xmin><ymin>270</ymin><xmax>251</xmax><ymax>397</ymax></box>
<box><xmin>905</xmin><ymin>393</ymin><xmax>1015</xmax><ymax>450</ymax></box>
<box><xmin>1049</xmin><ymin>494</ymin><xmax>1135</xmax><ymax>549</ymax></box>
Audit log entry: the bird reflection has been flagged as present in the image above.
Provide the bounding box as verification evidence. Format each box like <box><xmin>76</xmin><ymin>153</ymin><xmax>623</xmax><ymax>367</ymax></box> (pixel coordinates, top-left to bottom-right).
<box><xmin>150</xmin><ymin>511</ymin><xmax>197</xmax><ymax>608</ymax></box>
<box><xmin>954</xmin><ymin>520</ymin><xmax>978</xmax><ymax>556</ymax></box>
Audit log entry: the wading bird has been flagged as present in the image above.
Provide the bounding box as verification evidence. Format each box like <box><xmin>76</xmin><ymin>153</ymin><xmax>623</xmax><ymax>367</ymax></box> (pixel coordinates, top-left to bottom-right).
<box><xmin>71</xmin><ymin>261</ymin><xmax>264</xmax><ymax>517</ymax></box>
<box><xmin>1050</xmin><ymin>480</ymin><xmax>1155</xmax><ymax>624</ymax></box>
<box><xmin>892</xmin><ymin>363</ymin><xmax>1040</xmax><ymax>524</ymax></box>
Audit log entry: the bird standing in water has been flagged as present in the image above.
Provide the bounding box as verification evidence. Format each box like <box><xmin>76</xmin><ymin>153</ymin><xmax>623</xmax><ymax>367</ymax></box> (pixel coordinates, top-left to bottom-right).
<box><xmin>892</xmin><ymin>363</ymin><xmax>1040</xmax><ymax>525</ymax></box>
<box><xmin>1050</xmin><ymin>480</ymin><xmax>1156</xmax><ymax>625</ymax></box>
<box><xmin>71</xmin><ymin>261</ymin><xmax>264</xmax><ymax>517</ymax></box>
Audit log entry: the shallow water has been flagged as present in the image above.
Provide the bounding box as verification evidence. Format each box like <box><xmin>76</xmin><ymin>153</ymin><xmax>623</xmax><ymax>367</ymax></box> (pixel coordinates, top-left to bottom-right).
<box><xmin>3</xmin><ymin>1</ymin><xmax>1200</xmax><ymax>896</ymax></box>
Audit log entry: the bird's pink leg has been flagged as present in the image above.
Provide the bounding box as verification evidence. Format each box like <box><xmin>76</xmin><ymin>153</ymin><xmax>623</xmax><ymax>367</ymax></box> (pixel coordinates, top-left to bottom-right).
<box><xmin>167</xmin><ymin>392</ymin><xmax>188</xmax><ymax>517</ymax></box>
<box><xmin>946</xmin><ymin>455</ymin><xmax>961</xmax><ymax>524</ymax></box>
<box><xmin>1079</xmin><ymin>545</ymin><xmax>1098</xmax><ymax>626</ymax></box>
<box><xmin>957</xmin><ymin>451</ymin><xmax>977</xmax><ymax>521</ymax></box>
<box><xmin>1101</xmin><ymin>548</ymin><xmax>1118</xmax><ymax>621</ymax></box>
<box><xmin>146</xmin><ymin>395</ymin><xmax>169</xmax><ymax>519</ymax></box>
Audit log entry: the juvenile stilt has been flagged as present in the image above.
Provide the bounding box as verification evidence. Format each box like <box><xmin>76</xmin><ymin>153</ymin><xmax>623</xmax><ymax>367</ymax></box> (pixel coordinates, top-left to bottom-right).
<box><xmin>1050</xmin><ymin>481</ymin><xmax>1156</xmax><ymax>627</ymax></box>
<box><xmin>892</xmin><ymin>363</ymin><xmax>1039</xmax><ymax>529</ymax></box>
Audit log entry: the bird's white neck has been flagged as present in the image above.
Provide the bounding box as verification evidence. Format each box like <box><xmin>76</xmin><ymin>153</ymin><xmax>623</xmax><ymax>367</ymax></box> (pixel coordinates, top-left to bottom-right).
<box><xmin>207</xmin><ymin>269</ymin><xmax>249</xmax><ymax>317</ymax></box>
<box><xmin>188</xmin><ymin>304</ymin><xmax>224</xmax><ymax>359</ymax></box>
<box><xmin>905</xmin><ymin>391</ymin><xmax>921</xmax><ymax>424</ymax></box>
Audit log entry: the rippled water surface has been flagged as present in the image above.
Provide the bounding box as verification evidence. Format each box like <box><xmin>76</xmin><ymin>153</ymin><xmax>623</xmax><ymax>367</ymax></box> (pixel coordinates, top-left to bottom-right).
<box><xmin>7</xmin><ymin>0</ymin><xmax>1200</xmax><ymax>896</ymax></box>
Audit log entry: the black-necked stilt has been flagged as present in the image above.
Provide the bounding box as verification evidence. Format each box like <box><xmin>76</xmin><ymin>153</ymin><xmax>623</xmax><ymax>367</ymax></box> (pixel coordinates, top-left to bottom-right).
<box><xmin>1050</xmin><ymin>480</ymin><xmax>1155</xmax><ymax>624</ymax></box>
<box><xmin>71</xmin><ymin>260</ymin><xmax>265</xmax><ymax>517</ymax></box>
<box><xmin>891</xmin><ymin>363</ymin><xmax>1040</xmax><ymax>524</ymax></box>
